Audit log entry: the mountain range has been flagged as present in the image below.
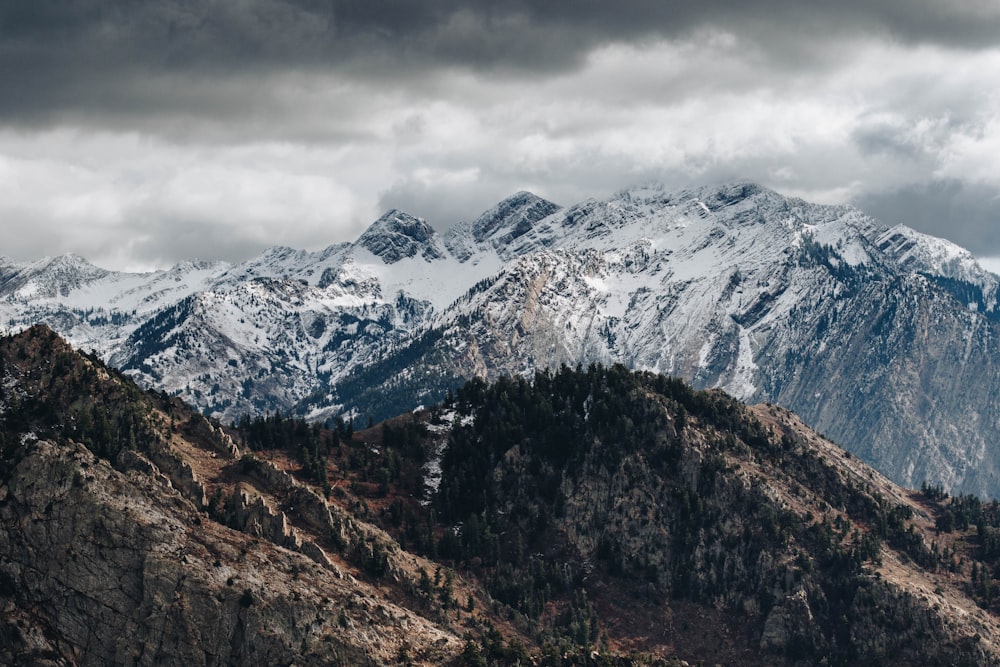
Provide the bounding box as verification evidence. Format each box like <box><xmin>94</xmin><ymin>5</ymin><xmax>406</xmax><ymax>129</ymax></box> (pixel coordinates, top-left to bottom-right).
<box><xmin>3</xmin><ymin>182</ymin><xmax>1000</xmax><ymax>496</ymax></box>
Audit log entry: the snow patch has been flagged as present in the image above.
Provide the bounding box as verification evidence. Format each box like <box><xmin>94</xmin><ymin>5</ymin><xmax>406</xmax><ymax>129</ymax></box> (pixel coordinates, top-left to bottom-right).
<box><xmin>722</xmin><ymin>325</ymin><xmax>758</xmax><ymax>400</ymax></box>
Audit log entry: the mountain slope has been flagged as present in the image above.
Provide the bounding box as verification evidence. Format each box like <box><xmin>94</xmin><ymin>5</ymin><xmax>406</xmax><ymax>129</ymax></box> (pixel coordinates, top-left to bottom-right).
<box><xmin>6</xmin><ymin>183</ymin><xmax>1000</xmax><ymax>497</ymax></box>
<box><xmin>0</xmin><ymin>326</ymin><xmax>464</xmax><ymax>665</ymax></box>
<box><xmin>414</xmin><ymin>365</ymin><xmax>1000</xmax><ymax>664</ymax></box>
<box><xmin>5</xmin><ymin>326</ymin><xmax>1000</xmax><ymax>665</ymax></box>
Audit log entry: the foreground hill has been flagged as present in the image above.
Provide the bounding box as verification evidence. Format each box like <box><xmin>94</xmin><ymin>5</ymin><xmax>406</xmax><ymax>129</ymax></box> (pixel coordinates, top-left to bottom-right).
<box><xmin>0</xmin><ymin>326</ymin><xmax>464</xmax><ymax>665</ymax></box>
<box><xmin>3</xmin><ymin>326</ymin><xmax>1000</xmax><ymax>665</ymax></box>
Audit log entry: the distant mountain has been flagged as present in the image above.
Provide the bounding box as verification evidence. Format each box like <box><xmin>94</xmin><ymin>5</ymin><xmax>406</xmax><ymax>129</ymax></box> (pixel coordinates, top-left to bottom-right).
<box><xmin>5</xmin><ymin>325</ymin><xmax>1000</xmax><ymax>665</ymax></box>
<box><xmin>358</xmin><ymin>209</ymin><xmax>447</xmax><ymax>263</ymax></box>
<box><xmin>4</xmin><ymin>183</ymin><xmax>1000</xmax><ymax>497</ymax></box>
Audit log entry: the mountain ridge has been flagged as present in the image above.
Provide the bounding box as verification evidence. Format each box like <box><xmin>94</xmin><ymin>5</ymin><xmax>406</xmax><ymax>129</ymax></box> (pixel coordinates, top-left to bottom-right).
<box><xmin>5</xmin><ymin>325</ymin><xmax>1000</xmax><ymax>665</ymax></box>
<box><xmin>4</xmin><ymin>182</ymin><xmax>1000</xmax><ymax>497</ymax></box>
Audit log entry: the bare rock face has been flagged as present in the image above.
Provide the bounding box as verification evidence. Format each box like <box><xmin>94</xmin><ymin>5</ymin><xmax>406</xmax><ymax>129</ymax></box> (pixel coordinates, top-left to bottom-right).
<box><xmin>760</xmin><ymin>588</ymin><xmax>826</xmax><ymax>655</ymax></box>
<box><xmin>357</xmin><ymin>210</ymin><xmax>445</xmax><ymax>264</ymax></box>
<box><xmin>0</xmin><ymin>326</ymin><xmax>467</xmax><ymax>666</ymax></box>
<box><xmin>0</xmin><ymin>439</ymin><xmax>458</xmax><ymax>666</ymax></box>
<box><xmin>229</xmin><ymin>484</ymin><xmax>301</xmax><ymax>549</ymax></box>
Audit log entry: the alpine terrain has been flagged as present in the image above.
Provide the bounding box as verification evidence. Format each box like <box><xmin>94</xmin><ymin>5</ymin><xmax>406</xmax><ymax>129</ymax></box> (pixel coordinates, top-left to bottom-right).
<box><xmin>2</xmin><ymin>183</ymin><xmax>999</xmax><ymax>497</ymax></box>
<box><xmin>5</xmin><ymin>325</ymin><xmax>1000</xmax><ymax>665</ymax></box>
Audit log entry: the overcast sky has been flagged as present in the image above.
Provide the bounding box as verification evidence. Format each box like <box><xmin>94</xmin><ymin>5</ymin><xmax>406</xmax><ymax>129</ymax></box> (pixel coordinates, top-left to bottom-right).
<box><xmin>3</xmin><ymin>1</ymin><xmax>1000</xmax><ymax>270</ymax></box>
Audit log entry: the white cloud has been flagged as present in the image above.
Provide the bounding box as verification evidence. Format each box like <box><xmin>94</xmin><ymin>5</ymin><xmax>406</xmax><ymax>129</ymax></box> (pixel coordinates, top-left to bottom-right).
<box><xmin>937</xmin><ymin>103</ymin><xmax>1000</xmax><ymax>186</ymax></box>
<box><xmin>0</xmin><ymin>130</ymin><xmax>379</xmax><ymax>269</ymax></box>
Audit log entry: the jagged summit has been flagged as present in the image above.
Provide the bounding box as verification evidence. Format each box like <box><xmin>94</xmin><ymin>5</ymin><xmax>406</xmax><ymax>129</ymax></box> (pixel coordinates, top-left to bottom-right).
<box><xmin>876</xmin><ymin>224</ymin><xmax>1000</xmax><ymax>308</ymax></box>
<box><xmin>28</xmin><ymin>253</ymin><xmax>110</xmax><ymax>280</ymax></box>
<box><xmin>698</xmin><ymin>180</ymin><xmax>770</xmax><ymax>206</ymax></box>
<box><xmin>469</xmin><ymin>191</ymin><xmax>561</xmax><ymax>243</ymax></box>
<box><xmin>609</xmin><ymin>180</ymin><xmax>772</xmax><ymax>209</ymax></box>
<box><xmin>441</xmin><ymin>191</ymin><xmax>560</xmax><ymax>262</ymax></box>
<box><xmin>0</xmin><ymin>252</ymin><xmax>113</xmax><ymax>300</ymax></box>
<box><xmin>356</xmin><ymin>209</ymin><xmax>445</xmax><ymax>264</ymax></box>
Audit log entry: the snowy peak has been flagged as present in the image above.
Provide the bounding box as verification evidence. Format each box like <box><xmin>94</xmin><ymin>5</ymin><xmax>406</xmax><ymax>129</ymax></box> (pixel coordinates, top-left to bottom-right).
<box><xmin>357</xmin><ymin>210</ymin><xmax>445</xmax><ymax>264</ymax></box>
<box><xmin>491</xmin><ymin>180</ymin><xmax>881</xmax><ymax>263</ymax></box>
<box><xmin>684</xmin><ymin>182</ymin><xmax>819</xmax><ymax>230</ymax></box>
<box><xmin>219</xmin><ymin>246</ymin><xmax>316</xmax><ymax>282</ymax></box>
<box><xmin>442</xmin><ymin>192</ymin><xmax>561</xmax><ymax>262</ymax></box>
<box><xmin>876</xmin><ymin>224</ymin><xmax>994</xmax><ymax>283</ymax></box>
<box><xmin>0</xmin><ymin>253</ymin><xmax>114</xmax><ymax>300</ymax></box>
<box><xmin>35</xmin><ymin>252</ymin><xmax>110</xmax><ymax>279</ymax></box>
<box><xmin>876</xmin><ymin>224</ymin><xmax>1000</xmax><ymax>312</ymax></box>
<box><xmin>469</xmin><ymin>191</ymin><xmax>561</xmax><ymax>245</ymax></box>
<box><xmin>698</xmin><ymin>181</ymin><xmax>770</xmax><ymax>211</ymax></box>
<box><xmin>608</xmin><ymin>181</ymin><xmax>770</xmax><ymax>215</ymax></box>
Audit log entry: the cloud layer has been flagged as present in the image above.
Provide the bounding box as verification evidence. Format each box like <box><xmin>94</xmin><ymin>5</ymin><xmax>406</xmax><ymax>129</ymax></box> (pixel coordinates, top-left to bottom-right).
<box><xmin>2</xmin><ymin>1</ymin><xmax>1000</xmax><ymax>268</ymax></box>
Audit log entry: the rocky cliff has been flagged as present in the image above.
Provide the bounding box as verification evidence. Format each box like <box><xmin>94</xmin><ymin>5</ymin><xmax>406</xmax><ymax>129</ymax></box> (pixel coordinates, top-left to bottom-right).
<box><xmin>0</xmin><ymin>326</ymin><xmax>463</xmax><ymax>666</ymax></box>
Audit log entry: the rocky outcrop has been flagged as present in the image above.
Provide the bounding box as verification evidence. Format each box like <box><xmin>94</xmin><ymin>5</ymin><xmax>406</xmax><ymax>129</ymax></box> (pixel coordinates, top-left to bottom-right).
<box><xmin>235</xmin><ymin>456</ymin><xmax>409</xmax><ymax>586</ymax></box>
<box><xmin>0</xmin><ymin>439</ymin><xmax>459</xmax><ymax>666</ymax></box>
<box><xmin>147</xmin><ymin>446</ymin><xmax>209</xmax><ymax>509</ymax></box>
<box><xmin>229</xmin><ymin>484</ymin><xmax>301</xmax><ymax>549</ymax></box>
<box><xmin>760</xmin><ymin>588</ymin><xmax>827</xmax><ymax>655</ymax></box>
<box><xmin>357</xmin><ymin>210</ymin><xmax>445</xmax><ymax>263</ymax></box>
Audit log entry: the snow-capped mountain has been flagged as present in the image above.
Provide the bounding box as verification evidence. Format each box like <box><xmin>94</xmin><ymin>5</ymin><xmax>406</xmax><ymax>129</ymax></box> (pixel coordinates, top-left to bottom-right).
<box><xmin>875</xmin><ymin>225</ymin><xmax>1000</xmax><ymax>315</ymax></box>
<box><xmin>5</xmin><ymin>182</ymin><xmax>1000</xmax><ymax>496</ymax></box>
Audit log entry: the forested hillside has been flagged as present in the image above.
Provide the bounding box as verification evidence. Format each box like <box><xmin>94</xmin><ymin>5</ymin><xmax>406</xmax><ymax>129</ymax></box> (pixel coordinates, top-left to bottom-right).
<box><xmin>3</xmin><ymin>327</ymin><xmax>1000</xmax><ymax>665</ymax></box>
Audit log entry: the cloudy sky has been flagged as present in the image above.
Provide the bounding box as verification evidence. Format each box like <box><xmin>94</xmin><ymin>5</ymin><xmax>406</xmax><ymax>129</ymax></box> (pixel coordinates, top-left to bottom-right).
<box><xmin>3</xmin><ymin>1</ymin><xmax>1000</xmax><ymax>270</ymax></box>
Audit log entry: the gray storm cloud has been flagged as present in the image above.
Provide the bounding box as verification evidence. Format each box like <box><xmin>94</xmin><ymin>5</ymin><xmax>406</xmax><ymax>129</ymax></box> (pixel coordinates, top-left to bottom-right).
<box><xmin>4</xmin><ymin>0</ymin><xmax>1000</xmax><ymax>123</ymax></box>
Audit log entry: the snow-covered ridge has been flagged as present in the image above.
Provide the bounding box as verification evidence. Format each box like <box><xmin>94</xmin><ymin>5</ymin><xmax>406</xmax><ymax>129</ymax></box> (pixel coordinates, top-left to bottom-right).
<box><xmin>0</xmin><ymin>188</ymin><xmax>567</xmax><ymax>411</ymax></box>
<box><xmin>357</xmin><ymin>210</ymin><xmax>446</xmax><ymax>264</ymax></box>
<box><xmin>876</xmin><ymin>225</ymin><xmax>1000</xmax><ymax>310</ymax></box>
<box><xmin>7</xmin><ymin>181</ymin><xmax>1000</xmax><ymax>497</ymax></box>
<box><xmin>5</xmin><ymin>181</ymin><xmax>992</xmax><ymax>400</ymax></box>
